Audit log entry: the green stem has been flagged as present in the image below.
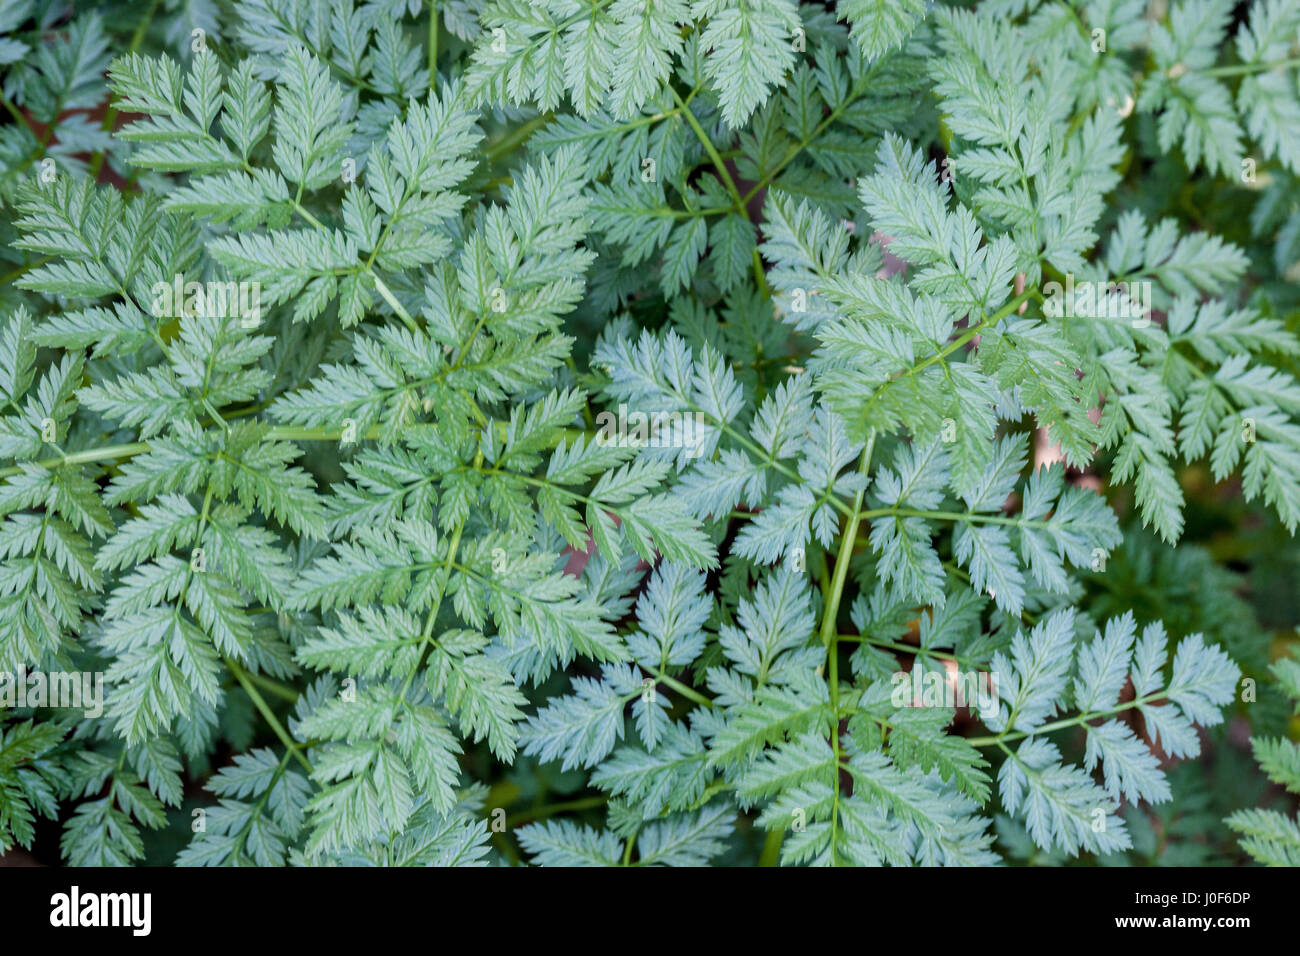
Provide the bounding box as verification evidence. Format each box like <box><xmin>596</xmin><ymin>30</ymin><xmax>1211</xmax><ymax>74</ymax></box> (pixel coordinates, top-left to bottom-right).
<box><xmin>0</xmin><ymin>257</ymin><xmax>51</xmax><ymax>288</ymax></box>
<box><xmin>505</xmin><ymin>795</ymin><xmax>608</xmax><ymax>827</ymax></box>
<box><xmin>0</xmin><ymin>417</ymin><xmax>589</xmax><ymax>482</ymax></box>
<box><xmin>670</xmin><ymin>86</ymin><xmax>769</xmax><ymax>297</ymax></box>
<box><xmin>688</xmin><ymin>779</ymin><xmax>734</xmax><ymax>812</ymax></box>
<box><xmin>758</xmin><ymin>827</ymin><xmax>785</xmax><ymax>867</ymax></box>
<box><xmin>0</xmin><ymin>426</ymin><xmax>383</xmax><ymax>480</ymax></box>
<box><xmin>0</xmin><ymin>442</ymin><xmax>148</xmax><ymax>479</ymax></box>
<box><xmin>371</xmin><ymin>273</ymin><xmax>421</xmax><ymax>334</ymax></box>
<box><xmin>227</xmin><ymin>657</ymin><xmax>313</xmax><ymax>774</ymax></box>
<box><xmin>483</xmin><ymin>114</ymin><xmax>553</xmax><ymax>163</ymax></box>
<box><xmin>739</xmin><ymin>66</ymin><xmax>878</xmax><ymax>207</ymax></box>
<box><xmin>264</xmin><ymin>424</ymin><xmax>379</xmax><ymax>443</ymax></box>
<box><xmin>230</xmin><ymin>748</ymin><xmax>296</xmax><ymax>854</ymax></box>
<box><xmin>427</xmin><ymin>0</ymin><xmax>439</xmax><ymax>87</ymax></box>
<box><xmin>858</xmin><ymin>506</ymin><xmax>1056</xmax><ymax>527</ymax></box>
<box><xmin>0</xmin><ymin>93</ymin><xmax>36</xmax><ymax>139</ymax></box>
<box><xmin>397</xmin><ymin>457</ymin><xmax>478</xmax><ymax>702</ymax></box>
<box><xmin>928</xmin><ymin>289</ymin><xmax>1035</xmax><ymax>369</ymax></box>
<box><xmin>816</xmin><ymin>432</ymin><xmax>875</xmax><ymax>867</ymax></box>
<box><xmin>1200</xmin><ymin>56</ymin><xmax>1300</xmax><ymax>77</ymax></box>
<box><xmin>854</xmin><ymin>288</ymin><xmax>1036</xmax><ymax>430</ymax></box>
<box><xmin>671</xmin><ymin>87</ymin><xmax>741</xmax><ymax>211</ymax></box>
<box><xmin>717</xmin><ymin>422</ymin><xmax>854</xmax><ymax>518</ymax></box>
<box><xmin>89</xmin><ymin>0</ymin><xmax>160</xmax><ymax>180</ymax></box>
<box><xmin>238</xmin><ymin>668</ymin><xmax>301</xmax><ymax>704</ymax></box>
<box><xmin>820</xmin><ymin>435</ymin><xmax>876</xmax><ymax>650</ymax></box>
<box><xmin>965</xmin><ymin>691</ymin><xmax>1165</xmax><ymax>748</ymax></box>
<box><xmin>641</xmin><ymin>665</ymin><xmax>713</xmax><ymax>709</ymax></box>
<box><xmin>841</xmin><ymin>634</ymin><xmax>968</xmax><ymax>666</ymax></box>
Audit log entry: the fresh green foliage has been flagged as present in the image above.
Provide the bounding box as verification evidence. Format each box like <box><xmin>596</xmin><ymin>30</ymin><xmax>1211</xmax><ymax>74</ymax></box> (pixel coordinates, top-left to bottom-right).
<box><xmin>0</xmin><ymin>0</ymin><xmax>1298</xmax><ymax>868</ymax></box>
<box><xmin>1227</xmin><ymin>653</ymin><xmax>1300</xmax><ymax>865</ymax></box>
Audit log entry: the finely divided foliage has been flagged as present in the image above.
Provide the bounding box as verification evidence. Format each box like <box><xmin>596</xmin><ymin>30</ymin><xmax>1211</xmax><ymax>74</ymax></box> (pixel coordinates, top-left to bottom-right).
<box><xmin>0</xmin><ymin>0</ymin><xmax>1296</xmax><ymax>867</ymax></box>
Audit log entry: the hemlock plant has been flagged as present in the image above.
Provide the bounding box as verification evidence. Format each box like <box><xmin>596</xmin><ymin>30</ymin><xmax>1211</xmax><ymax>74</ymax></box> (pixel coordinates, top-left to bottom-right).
<box><xmin>0</xmin><ymin>0</ymin><xmax>1297</xmax><ymax>868</ymax></box>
